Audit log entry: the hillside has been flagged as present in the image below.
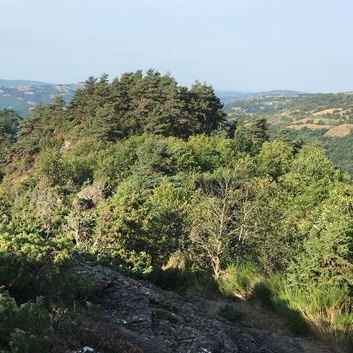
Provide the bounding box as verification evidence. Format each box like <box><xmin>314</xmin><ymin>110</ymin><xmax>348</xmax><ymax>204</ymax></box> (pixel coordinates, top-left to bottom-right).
<box><xmin>0</xmin><ymin>79</ymin><xmax>51</xmax><ymax>87</ymax></box>
<box><xmin>0</xmin><ymin>81</ymin><xmax>81</xmax><ymax>115</ymax></box>
<box><xmin>1</xmin><ymin>71</ymin><xmax>353</xmax><ymax>352</ymax></box>
<box><xmin>0</xmin><ymin>77</ymin><xmax>306</xmax><ymax>116</ymax></box>
<box><xmin>226</xmin><ymin>92</ymin><xmax>353</xmax><ymax>174</ymax></box>
<box><xmin>217</xmin><ymin>90</ymin><xmax>305</xmax><ymax>104</ymax></box>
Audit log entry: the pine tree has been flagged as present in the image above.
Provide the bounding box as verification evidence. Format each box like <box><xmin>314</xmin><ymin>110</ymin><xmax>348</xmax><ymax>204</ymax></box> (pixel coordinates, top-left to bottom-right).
<box><xmin>247</xmin><ymin>117</ymin><xmax>269</xmax><ymax>145</ymax></box>
<box><xmin>145</xmin><ymin>81</ymin><xmax>197</xmax><ymax>138</ymax></box>
<box><xmin>189</xmin><ymin>82</ymin><xmax>226</xmax><ymax>134</ymax></box>
<box><xmin>92</xmin><ymin>104</ymin><xmax>122</xmax><ymax>142</ymax></box>
<box><xmin>17</xmin><ymin>103</ymin><xmax>45</xmax><ymax>152</ymax></box>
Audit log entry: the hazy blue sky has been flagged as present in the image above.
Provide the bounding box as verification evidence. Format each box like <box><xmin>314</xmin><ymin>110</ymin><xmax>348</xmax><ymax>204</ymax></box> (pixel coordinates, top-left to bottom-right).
<box><xmin>1</xmin><ymin>0</ymin><xmax>352</xmax><ymax>92</ymax></box>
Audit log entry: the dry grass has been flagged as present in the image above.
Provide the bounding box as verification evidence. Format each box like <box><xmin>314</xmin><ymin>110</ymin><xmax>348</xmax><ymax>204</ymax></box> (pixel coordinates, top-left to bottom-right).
<box><xmin>324</xmin><ymin>124</ymin><xmax>353</xmax><ymax>137</ymax></box>
<box><xmin>288</xmin><ymin>124</ymin><xmax>331</xmax><ymax>130</ymax></box>
<box><xmin>313</xmin><ymin>108</ymin><xmax>338</xmax><ymax>116</ymax></box>
<box><xmin>296</xmin><ymin>117</ymin><xmax>332</xmax><ymax>124</ymax></box>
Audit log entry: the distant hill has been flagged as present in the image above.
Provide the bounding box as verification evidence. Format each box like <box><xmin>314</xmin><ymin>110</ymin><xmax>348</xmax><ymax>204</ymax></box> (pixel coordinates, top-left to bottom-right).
<box><xmin>226</xmin><ymin>92</ymin><xmax>353</xmax><ymax>127</ymax></box>
<box><xmin>0</xmin><ymin>79</ymin><xmax>52</xmax><ymax>87</ymax></box>
<box><xmin>224</xmin><ymin>92</ymin><xmax>313</xmax><ymax>115</ymax></box>
<box><xmin>226</xmin><ymin>91</ymin><xmax>353</xmax><ymax>175</ymax></box>
<box><xmin>0</xmin><ymin>80</ymin><xmax>81</xmax><ymax>115</ymax></box>
<box><xmin>215</xmin><ymin>91</ymin><xmax>252</xmax><ymax>103</ymax></box>
<box><xmin>0</xmin><ymin>79</ymin><xmax>305</xmax><ymax>116</ymax></box>
<box><xmin>216</xmin><ymin>90</ymin><xmax>304</xmax><ymax>104</ymax></box>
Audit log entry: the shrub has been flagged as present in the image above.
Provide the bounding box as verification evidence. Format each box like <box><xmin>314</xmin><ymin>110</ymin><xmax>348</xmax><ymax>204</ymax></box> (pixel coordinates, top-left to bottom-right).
<box><xmin>147</xmin><ymin>268</ymin><xmax>194</xmax><ymax>294</ymax></box>
<box><xmin>0</xmin><ymin>232</ymin><xmax>70</xmax><ymax>301</ymax></box>
<box><xmin>0</xmin><ymin>288</ymin><xmax>52</xmax><ymax>353</ymax></box>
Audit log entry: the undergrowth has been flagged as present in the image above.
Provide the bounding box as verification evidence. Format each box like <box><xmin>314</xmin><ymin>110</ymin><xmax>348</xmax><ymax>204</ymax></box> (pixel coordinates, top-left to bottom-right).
<box><xmin>218</xmin><ymin>262</ymin><xmax>353</xmax><ymax>351</ymax></box>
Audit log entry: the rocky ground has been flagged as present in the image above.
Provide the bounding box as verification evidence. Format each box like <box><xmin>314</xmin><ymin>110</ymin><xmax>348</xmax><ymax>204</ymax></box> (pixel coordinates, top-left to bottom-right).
<box><xmin>53</xmin><ymin>260</ymin><xmax>343</xmax><ymax>353</ymax></box>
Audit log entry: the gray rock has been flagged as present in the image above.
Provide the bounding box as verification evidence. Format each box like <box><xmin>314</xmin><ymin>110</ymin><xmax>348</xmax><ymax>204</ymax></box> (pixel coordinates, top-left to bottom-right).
<box><xmin>77</xmin><ymin>185</ymin><xmax>104</xmax><ymax>209</ymax></box>
<box><xmin>70</xmin><ymin>260</ymin><xmax>339</xmax><ymax>353</ymax></box>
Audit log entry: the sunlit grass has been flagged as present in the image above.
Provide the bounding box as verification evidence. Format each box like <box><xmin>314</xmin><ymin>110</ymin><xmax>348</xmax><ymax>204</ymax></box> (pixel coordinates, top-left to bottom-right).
<box><xmin>218</xmin><ymin>263</ymin><xmax>353</xmax><ymax>350</ymax></box>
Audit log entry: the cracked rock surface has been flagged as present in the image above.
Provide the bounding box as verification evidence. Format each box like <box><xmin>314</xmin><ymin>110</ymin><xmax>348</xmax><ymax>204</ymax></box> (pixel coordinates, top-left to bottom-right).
<box><xmin>64</xmin><ymin>260</ymin><xmax>340</xmax><ymax>353</ymax></box>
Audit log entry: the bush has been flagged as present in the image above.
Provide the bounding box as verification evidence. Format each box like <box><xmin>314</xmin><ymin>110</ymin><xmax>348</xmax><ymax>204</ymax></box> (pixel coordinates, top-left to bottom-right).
<box><xmin>147</xmin><ymin>268</ymin><xmax>194</xmax><ymax>294</ymax></box>
<box><xmin>0</xmin><ymin>288</ymin><xmax>52</xmax><ymax>353</ymax></box>
<box><xmin>0</xmin><ymin>232</ymin><xmax>70</xmax><ymax>301</ymax></box>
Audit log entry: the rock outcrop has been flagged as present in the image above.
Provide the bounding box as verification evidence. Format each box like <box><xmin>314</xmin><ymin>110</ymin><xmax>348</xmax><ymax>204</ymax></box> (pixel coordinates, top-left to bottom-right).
<box><xmin>61</xmin><ymin>260</ymin><xmax>338</xmax><ymax>353</ymax></box>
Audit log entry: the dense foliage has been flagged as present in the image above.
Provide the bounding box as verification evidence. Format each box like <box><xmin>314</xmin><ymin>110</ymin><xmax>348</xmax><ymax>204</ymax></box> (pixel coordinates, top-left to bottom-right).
<box><xmin>1</xmin><ymin>71</ymin><xmax>353</xmax><ymax>350</ymax></box>
<box><xmin>227</xmin><ymin>92</ymin><xmax>353</xmax><ymax>176</ymax></box>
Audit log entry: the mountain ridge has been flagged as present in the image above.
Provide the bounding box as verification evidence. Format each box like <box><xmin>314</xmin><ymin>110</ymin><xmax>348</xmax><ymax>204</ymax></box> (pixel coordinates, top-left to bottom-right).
<box><xmin>214</xmin><ymin>90</ymin><xmax>307</xmax><ymax>103</ymax></box>
<box><xmin>0</xmin><ymin>78</ymin><xmax>308</xmax><ymax>115</ymax></box>
<box><xmin>0</xmin><ymin>80</ymin><xmax>82</xmax><ymax>115</ymax></box>
<box><xmin>0</xmin><ymin>79</ymin><xmax>52</xmax><ymax>87</ymax></box>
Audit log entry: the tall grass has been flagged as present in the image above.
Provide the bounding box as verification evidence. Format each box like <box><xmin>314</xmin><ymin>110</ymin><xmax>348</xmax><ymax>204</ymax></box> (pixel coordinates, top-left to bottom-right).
<box><xmin>276</xmin><ymin>284</ymin><xmax>353</xmax><ymax>348</ymax></box>
<box><xmin>218</xmin><ymin>263</ymin><xmax>353</xmax><ymax>350</ymax></box>
<box><xmin>217</xmin><ymin>262</ymin><xmax>263</xmax><ymax>299</ymax></box>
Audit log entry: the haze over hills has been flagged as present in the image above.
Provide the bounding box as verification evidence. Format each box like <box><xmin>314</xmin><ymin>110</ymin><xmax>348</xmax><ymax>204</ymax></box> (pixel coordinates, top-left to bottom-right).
<box><xmin>0</xmin><ymin>79</ymin><xmax>81</xmax><ymax>115</ymax></box>
<box><xmin>217</xmin><ymin>90</ymin><xmax>306</xmax><ymax>103</ymax></box>
<box><xmin>0</xmin><ymin>79</ymin><xmax>52</xmax><ymax>87</ymax></box>
<box><xmin>0</xmin><ymin>77</ymin><xmax>309</xmax><ymax>115</ymax></box>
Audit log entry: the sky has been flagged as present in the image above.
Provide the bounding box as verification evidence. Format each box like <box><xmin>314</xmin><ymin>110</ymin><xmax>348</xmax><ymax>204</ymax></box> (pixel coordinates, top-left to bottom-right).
<box><xmin>0</xmin><ymin>0</ymin><xmax>353</xmax><ymax>92</ymax></box>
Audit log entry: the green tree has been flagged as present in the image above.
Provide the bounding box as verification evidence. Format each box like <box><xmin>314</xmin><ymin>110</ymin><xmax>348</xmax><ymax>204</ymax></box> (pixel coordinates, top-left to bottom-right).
<box><xmin>92</xmin><ymin>104</ymin><xmax>122</xmax><ymax>142</ymax></box>
<box><xmin>288</xmin><ymin>188</ymin><xmax>353</xmax><ymax>290</ymax></box>
<box><xmin>189</xmin><ymin>81</ymin><xmax>226</xmax><ymax>134</ymax></box>
<box><xmin>258</xmin><ymin>141</ymin><xmax>293</xmax><ymax>179</ymax></box>
<box><xmin>247</xmin><ymin>117</ymin><xmax>269</xmax><ymax>146</ymax></box>
<box><xmin>189</xmin><ymin>169</ymin><xmax>267</xmax><ymax>278</ymax></box>
<box><xmin>291</xmin><ymin>145</ymin><xmax>337</xmax><ymax>180</ymax></box>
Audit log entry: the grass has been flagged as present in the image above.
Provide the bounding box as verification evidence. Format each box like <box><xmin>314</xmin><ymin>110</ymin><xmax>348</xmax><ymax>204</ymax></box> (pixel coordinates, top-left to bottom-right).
<box><xmin>217</xmin><ymin>262</ymin><xmax>263</xmax><ymax>300</ymax></box>
<box><xmin>218</xmin><ymin>263</ymin><xmax>353</xmax><ymax>350</ymax></box>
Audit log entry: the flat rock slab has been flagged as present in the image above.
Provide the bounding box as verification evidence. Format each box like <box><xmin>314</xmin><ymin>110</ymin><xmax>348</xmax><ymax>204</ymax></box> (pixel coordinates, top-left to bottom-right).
<box><xmin>69</xmin><ymin>260</ymin><xmax>339</xmax><ymax>353</ymax></box>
